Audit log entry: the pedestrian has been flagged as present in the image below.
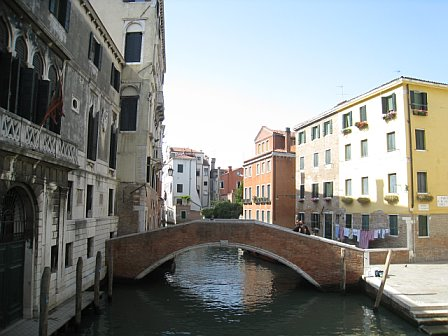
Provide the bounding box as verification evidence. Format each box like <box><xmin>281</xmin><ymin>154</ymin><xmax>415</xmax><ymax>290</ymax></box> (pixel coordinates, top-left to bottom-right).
<box><xmin>302</xmin><ymin>224</ymin><xmax>311</xmax><ymax>235</ymax></box>
<box><xmin>293</xmin><ymin>220</ymin><xmax>303</xmax><ymax>232</ymax></box>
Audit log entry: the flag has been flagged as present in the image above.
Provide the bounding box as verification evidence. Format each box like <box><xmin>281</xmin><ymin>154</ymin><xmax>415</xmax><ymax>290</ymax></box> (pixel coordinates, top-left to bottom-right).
<box><xmin>40</xmin><ymin>79</ymin><xmax>64</xmax><ymax>127</ymax></box>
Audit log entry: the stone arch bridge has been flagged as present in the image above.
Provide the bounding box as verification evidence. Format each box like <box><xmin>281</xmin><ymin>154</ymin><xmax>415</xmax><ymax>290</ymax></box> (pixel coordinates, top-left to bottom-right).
<box><xmin>107</xmin><ymin>219</ymin><xmax>367</xmax><ymax>290</ymax></box>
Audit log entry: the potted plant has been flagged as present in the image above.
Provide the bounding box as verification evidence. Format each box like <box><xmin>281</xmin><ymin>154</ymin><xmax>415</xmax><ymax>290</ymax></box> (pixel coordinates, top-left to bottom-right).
<box><xmin>355</xmin><ymin>121</ymin><xmax>368</xmax><ymax>130</ymax></box>
<box><xmin>341</xmin><ymin>196</ymin><xmax>353</xmax><ymax>204</ymax></box>
<box><xmin>342</xmin><ymin>128</ymin><xmax>352</xmax><ymax>135</ymax></box>
<box><xmin>384</xmin><ymin>194</ymin><xmax>399</xmax><ymax>204</ymax></box>
<box><xmin>357</xmin><ymin>196</ymin><xmax>371</xmax><ymax>204</ymax></box>
<box><xmin>383</xmin><ymin>111</ymin><xmax>397</xmax><ymax>121</ymax></box>
<box><xmin>416</xmin><ymin>194</ymin><xmax>434</xmax><ymax>202</ymax></box>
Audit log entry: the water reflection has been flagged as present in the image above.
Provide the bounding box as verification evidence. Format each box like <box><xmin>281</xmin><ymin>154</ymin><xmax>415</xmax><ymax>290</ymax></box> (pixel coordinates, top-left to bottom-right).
<box><xmin>75</xmin><ymin>246</ymin><xmax>421</xmax><ymax>336</ymax></box>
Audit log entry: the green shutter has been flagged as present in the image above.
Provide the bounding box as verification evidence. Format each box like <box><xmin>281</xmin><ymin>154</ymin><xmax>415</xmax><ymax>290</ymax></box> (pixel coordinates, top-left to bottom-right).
<box><xmin>392</xmin><ymin>93</ymin><xmax>396</xmax><ymax>111</ymax></box>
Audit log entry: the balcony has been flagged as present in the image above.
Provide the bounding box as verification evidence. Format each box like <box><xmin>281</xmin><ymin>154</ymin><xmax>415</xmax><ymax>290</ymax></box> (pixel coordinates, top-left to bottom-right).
<box><xmin>0</xmin><ymin>108</ymin><xmax>78</xmax><ymax>167</ymax></box>
<box><xmin>155</xmin><ymin>91</ymin><xmax>165</xmax><ymax>122</ymax></box>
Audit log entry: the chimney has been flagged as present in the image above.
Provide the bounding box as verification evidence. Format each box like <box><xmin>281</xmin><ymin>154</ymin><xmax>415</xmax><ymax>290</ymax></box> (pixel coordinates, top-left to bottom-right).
<box><xmin>228</xmin><ymin>166</ymin><xmax>232</xmax><ymax>172</ymax></box>
<box><xmin>285</xmin><ymin>127</ymin><xmax>291</xmax><ymax>152</ymax></box>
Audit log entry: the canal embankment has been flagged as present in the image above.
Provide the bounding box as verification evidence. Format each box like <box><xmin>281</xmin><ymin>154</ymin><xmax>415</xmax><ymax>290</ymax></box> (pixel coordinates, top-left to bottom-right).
<box><xmin>362</xmin><ymin>262</ymin><xmax>448</xmax><ymax>335</ymax></box>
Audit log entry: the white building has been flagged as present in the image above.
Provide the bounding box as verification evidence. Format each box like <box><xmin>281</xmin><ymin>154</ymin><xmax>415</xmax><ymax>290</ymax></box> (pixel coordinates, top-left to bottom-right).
<box><xmin>162</xmin><ymin>147</ymin><xmax>211</xmax><ymax>224</ymax></box>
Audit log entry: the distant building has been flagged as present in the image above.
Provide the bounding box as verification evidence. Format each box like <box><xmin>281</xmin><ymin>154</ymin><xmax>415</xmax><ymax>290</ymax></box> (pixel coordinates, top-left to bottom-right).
<box><xmin>243</xmin><ymin>127</ymin><xmax>296</xmax><ymax>228</ymax></box>
<box><xmin>162</xmin><ymin>147</ymin><xmax>212</xmax><ymax>224</ymax></box>
<box><xmin>91</xmin><ymin>0</ymin><xmax>166</xmax><ymax>235</ymax></box>
<box><xmin>218</xmin><ymin>166</ymin><xmax>243</xmax><ymax>202</ymax></box>
<box><xmin>294</xmin><ymin>77</ymin><xmax>448</xmax><ymax>262</ymax></box>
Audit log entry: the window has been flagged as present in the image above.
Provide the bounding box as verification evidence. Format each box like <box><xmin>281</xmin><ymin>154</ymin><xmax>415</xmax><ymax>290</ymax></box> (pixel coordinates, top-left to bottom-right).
<box><xmin>256</xmin><ymin>164</ymin><xmax>260</xmax><ymax>175</ymax></box>
<box><xmin>359</xmin><ymin>105</ymin><xmax>367</xmax><ymax>122</ymax></box>
<box><xmin>299</xmin><ymin>156</ymin><xmax>304</xmax><ymax>170</ymax></box>
<box><xmin>267</xmin><ymin>184</ymin><xmax>271</xmax><ymax>199</ymax></box>
<box><xmin>108</xmin><ymin>189</ymin><xmax>114</xmax><ymax>216</ymax></box>
<box><xmin>345</xmin><ymin>214</ymin><xmax>352</xmax><ymax>228</ymax></box>
<box><xmin>51</xmin><ymin>245</ymin><xmax>58</xmax><ymax>273</ymax></box>
<box><xmin>361</xmin><ymin>139</ymin><xmax>368</xmax><ymax>157</ymax></box>
<box><xmin>299</xmin><ymin>185</ymin><xmax>305</xmax><ymax>199</ymax></box>
<box><xmin>261</xmin><ymin>185</ymin><xmax>265</xmax><ymax>197</ymax></box>
<box><xmin>342</xmin><ymin>111</ymin><xmax>352</xmax><ymax>128</ymax></box>
<box><xmin>256</xmin><ymin>185</ymin><xmax>260</xmax><ymax>197</ymax></box>
<box><xmin>110</xmin><ymin>64</ymin><xmax>121</xmax><ymax>92</ymax></box>
<box><xmin>267</xmin><ymin>160</ymin><xmax>271</xmax><ymax>172</ymax></box>
<box><xmin>361</xmin><ymin>177</ymin><xmax>369</xmax><ymax>195</ymax></box>
<box><xmin>120</xmin><ymin>96</ymin><xmax>138</xmax><ymax>131</ymax></box>
<box><xmin>65</xmin><ymin>242</ymin><xmax>73</xmax><ymax>268</ymax></box>
<box><xmin>261</xmin><ymin>162</ymin><xmax>265</xmax><ymax>174</ymax></box>
<box><xmin>297</xmin><ymin>213</ymin><xmax>305</xmax><ymax>222</ymax></box>
<box><xmin>176</xmin><ymin>198</ymin><xmax>182</xmax><ymax>205</ymax></box>
<box><xmin>362</xmin><ymin>215</ymin><xmax>369</xmax><ymax>231</ymax></box>
<box><xmin>388</xmin><ymin>173</ymin><xmax>397</xmax><ymax>193</ymax></box>
<box><xmin>177</xmin><ymin>164</ymin><xmax>184</xmax><ymax>173</ymax></box>
<box><xmin>313</xmin><ymin>153</ymin><xmax>319</xmax><ymax>167</ymax></box>
<box><xmin>311</xmin><ymin>213</ymin><xmax>320</xmax><ymax>229</ymax></box>
<box><xmin>418</xmin><ymin>215</ymin><xmax>428</xmax><ymax>237</ymax></box>
<box><xmin>256</xmin><ymin>210</ymin><xmax>260</xmax><ymax>220</ymax></box>
<box><xmin>387</xmin><ymin>132</ymin><xmax>396</xmax><ymax>152</ymax></box>
<box><xmin>415</xmin><ymin>129</ymin><xmax>426</xmax><ymax>150</ymax></box>
<box><xmin>87</xmin><ymin>237</ymin><xmax>94</xmax><ymax>258</ymax></box>
<box><xmin>88</xmin><ymin>33</ymin><xmax>102</xmax><ymax>69</ymax></box>
<box><xmin>86</xmin><ymin>184</ymin><xmax>93</xmax><ymax>217</ymax></box>
<box><xmin>345</xmin><ymin>179</ymin><xmax>352</xmax><ymax>196</ymax></box>
<box><xmin>389</xmin><ymin>215</ymin><xmax>398</xmax><ymax>236</ymax></box>
<box><xmin>323</xmin><ymin>120</ymin><xmax>332</xmax><ymax>136</ymax></box>
<box><xmin>219</xmin><ymin>181</ymin><xmax>224</xmax><ymax>189</ymax></box>
<box><xmin>87</xmin><ymin>108</ymin><xmax>99</xmax><ymax>160</ymax></box>
<box><xmin>345</xmin><ymin>144</ymin><xmax>351</xmax><ymax>161</ymax></box>
<box><xmin>311</xmin><ymin>125</ymin><xmax>320</xmax><ymax>140</ymax></box>
<box><xmin>312</xmin><ymin>183</ymin><xmax>319</xmax><ymax>198</ymax></box>
<box><xmin>109</xmin><ymin>125</ymin><xmax>118</xmax><ymax>169</ymax></box>
<box><xmin>325</xmin><ymin>149</ymin><xmax>331</xmax><ymax>165</ymax></box>
<box><xmin>267</xmin><ymin>211</ymin><xmax>271</xmax><ymax>224</ymax></box>
<box><xmin>67</xmin><ymin>181</ymin><xmax>73</xmax><ymax>219</ymax></box>
<box><xmin>125</xmin><ymin>32</ymin><xmax>143</xmax><ymax>63</ymax></box>
<box><xmin>410</xmin><ymin>91</ymin><xmax>428</xmax><ymax>111</ymax></box>
<box><xmin>298</xmin><ymin>131</ymin><xmax>306</xmax><ymax>144</ymax></box>
<box><xmin>49</xmin><ymin>0</ymin><xmax>71</xmax><ymax>30</ymax></box>
<box><xmin>417</xmin><ymin>172</ymin><xmax>427</xmax><ymax>193</ymax></box>
<box><xmin>323</xmin><ymin>182</ymin><xmax>333</xmax><ymax>198</ymax></box>
<box><xmin>181</xmin><ymin>211</ymin><xmax>187</xmax><ymax>219</ymax></box>
<box><xmin>382</xmin><ymin>93</ymin><xmax>396</xmax><ymax>114</ymax></box>
<box><xmin>176</xmin><ymin>184</ymin><xmax>183</xmax><ymax>193</ymax></box>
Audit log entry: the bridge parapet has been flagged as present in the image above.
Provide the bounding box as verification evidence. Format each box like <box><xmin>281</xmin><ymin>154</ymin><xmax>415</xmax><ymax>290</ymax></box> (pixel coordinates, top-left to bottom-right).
<box><xmin>107</xmin><ymin>219</ymin><xmax>366</xmax><ymax>290</ymax></box>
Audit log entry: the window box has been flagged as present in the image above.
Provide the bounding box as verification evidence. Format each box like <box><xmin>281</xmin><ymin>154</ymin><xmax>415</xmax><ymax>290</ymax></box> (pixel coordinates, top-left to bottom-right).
<box><xmin>416</xmin><ymin>194</ymin><xmax>433</xmax><ymax>202</ymax></box>
<box><xmin>384</xmin><ymin>194</ymin><xmax>399</xmax><ymax>204</ymax></box>
<box><xmin>311</xmin><ymin>197</ymin><xmax>319</xmax><ymax>202</ymax></box>
<box><xmin>412</xmin><ymin>110</ymin><xmax>428</xmax><ymax>116</ymax></box>
<box><xmin>324</xmin><ymin>197</ymin><xmax>332</xmax><ymax>201</ymax></box>
<box><xmin>383</xmin><ymin>111</ymin><xmax>397</xmax><ymax>122</ymax></box>
<box><xmin>341</xmin><ymin>196</ymin><xmax>353</xmax><ymax>204</ymax></box>
<box><xmin>342</xmin><ymin>127</ymin><xmax>352</xmax><ymax>135</ymax></box>
<box><xmin>298</xmin><ymin>198</ymin><xmax>305</xmax><ymax>202</ymax></box>
<box><xmin>357</xmin><ymin>197</ymin><xmax>371</xmax><ymax>204</ymax></box>
<box><xmin>355</xmin><ymin>121</ymin><xmax>368</xmax><ymax>130</ymax></box>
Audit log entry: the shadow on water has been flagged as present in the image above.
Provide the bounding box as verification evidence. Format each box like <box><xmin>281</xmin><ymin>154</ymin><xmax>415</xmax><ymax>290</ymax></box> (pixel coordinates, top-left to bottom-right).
<box><xmin>71</xmin><ymin>246</ymin><xmax>422</xmax><ymax>336</ymax></box>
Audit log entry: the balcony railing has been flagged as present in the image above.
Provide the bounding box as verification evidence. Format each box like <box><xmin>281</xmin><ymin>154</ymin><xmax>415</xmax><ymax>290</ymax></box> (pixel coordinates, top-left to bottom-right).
<box><xmin>0</xmin><ymin>108</ymin><xmax>78</xmax><ymax>166</ymax></box>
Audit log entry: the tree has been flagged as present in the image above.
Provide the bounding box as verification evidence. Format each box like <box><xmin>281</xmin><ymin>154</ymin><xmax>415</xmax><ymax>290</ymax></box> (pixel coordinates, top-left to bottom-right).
<box><xmin>234</xmin><ymin>182</ymin><xmax>243</xmax><ymax>206</ymax></box>
<box><xmin>201</xmin><ymin>201</ymin><xmax>242</xmax><ymax>219</ymax></box>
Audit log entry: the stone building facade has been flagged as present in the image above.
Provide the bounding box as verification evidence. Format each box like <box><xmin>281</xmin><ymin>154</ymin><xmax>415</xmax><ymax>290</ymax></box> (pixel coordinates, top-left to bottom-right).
<box><xmin>0</xmin><ymin>0</ymin><xmax>123</xmax><ymax>329</ymax></box>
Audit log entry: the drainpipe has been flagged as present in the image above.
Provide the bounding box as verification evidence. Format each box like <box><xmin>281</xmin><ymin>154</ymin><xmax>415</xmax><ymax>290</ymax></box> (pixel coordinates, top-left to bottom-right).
<box><xmin>406</xmin><ymin>84</ymin><xmax>415</xmax><ymax>259</ymax></box>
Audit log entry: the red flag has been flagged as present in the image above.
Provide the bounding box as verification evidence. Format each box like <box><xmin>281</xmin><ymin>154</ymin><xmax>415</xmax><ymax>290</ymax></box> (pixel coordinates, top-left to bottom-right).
<box><xmin>41</xmin><ymin>79</ymin><xmax>65</xmax><ymax>127</ymax></box>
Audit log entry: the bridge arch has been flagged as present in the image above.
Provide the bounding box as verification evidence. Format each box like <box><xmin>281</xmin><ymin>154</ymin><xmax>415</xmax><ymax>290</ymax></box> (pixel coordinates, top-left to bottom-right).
<box><xmin>108</xmin><ymin>220</ymin><xmax>365</xmax><ymax>290</ymax></box>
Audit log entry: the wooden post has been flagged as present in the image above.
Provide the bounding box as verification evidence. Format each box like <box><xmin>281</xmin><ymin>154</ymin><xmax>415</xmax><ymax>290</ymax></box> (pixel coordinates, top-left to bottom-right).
<box><xmin>107</xmin><ymin>245</ymin><xmax>113</xmax><ymax>302</ymax></box>
<box><xmin>373</xmin><ymin>249</ymin><xmax>392</xmax><ymax>311</ymax></box>
<box><xmin>94</xmin><ymin>251</ymin><xmax>101</xmax><ymax>312</ymax></box>
<box><xmin>75</xmin><ymin>257</ymin><xmax>83</xmax><ymax>328</ymax></box>
<box><xmin>340</xmin><ymin>248</ymin><xmax>346</xmax><ymax>293</ymax></box>
<box><xmin>39</xmin><ymin>267</ymin><xmax>51</xmax><ymax>336</ymax></box>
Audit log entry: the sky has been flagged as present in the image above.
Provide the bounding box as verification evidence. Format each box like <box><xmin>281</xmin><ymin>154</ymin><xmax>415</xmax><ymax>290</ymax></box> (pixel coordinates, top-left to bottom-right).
<box><xmin>162</xmin><ymin>0</ymin><xmax>448</xmax><ymax>168</ymax></box>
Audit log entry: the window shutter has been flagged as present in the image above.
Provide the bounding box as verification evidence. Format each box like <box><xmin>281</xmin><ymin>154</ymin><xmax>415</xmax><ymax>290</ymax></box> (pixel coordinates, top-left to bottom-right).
<box><xmin>410</xmin><ymin>90</ymin><xmax>415</xmax><ymax>109</ymax></box>
<box><xmin>392</xmin><ymin>93</ymin><xmax>396</xmax><ymax>111</ymax></box>
<box><xmin>18</xmin><ymin>68</ymin><xmax>38</xmax><ymax>121</ymax></box>
<box><xmin>381</xmin><ymin>97</ymin><xmax>387</xmax><ymax>114</ymax></box>
<box><xmin>92</xmin><ymin>112</ymin><xmax>99</xmax><ymax>161</ymax></box>
<box><xmin>64</xmin><ymin>0</ymin><xmax>71</xmax><ymax>31</ymax></box>
<box><xmin>0</xmin><ymin>52</ymin><xmax>12</xmax><ymax>109</ymax></box>
<box><xmin>88</xmin><ymin>32</ymin><xmax>94</xmax><ymax>61</ymax></box>
<box><xmin>35</xmin><ymin>80</ymin><xmax>51</xmax><ymax>126</ymax></box>
<box><xmin>125</xmin><ymin>32</ymin><xmax>142</xmax><ymax>62</ymax></box>
<box><xmin>109</xmin><ymin>126</ymin><xmax>117</xmax><ymax>169</ymax></box>
<box><xmin>422</xmin><ymin>92</ymin><xmax>428</xmax><ymax>111</ymax></box>
<box><xmin>49</xmin><ymin>0</ymin><xmax>57</xmax><ymax>14</ymax></box>
<box><xmin>97</xmin><ymin>45</ymin><xmax>103</xmax><ymax>69</ymax></box>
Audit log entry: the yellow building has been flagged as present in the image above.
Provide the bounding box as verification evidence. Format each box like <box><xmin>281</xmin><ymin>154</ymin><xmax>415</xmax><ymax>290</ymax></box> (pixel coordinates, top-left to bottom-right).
<box><xmin>294</xmin><ymin>77</ymin><xmax>448</xmax><ymax>262</ymax></box>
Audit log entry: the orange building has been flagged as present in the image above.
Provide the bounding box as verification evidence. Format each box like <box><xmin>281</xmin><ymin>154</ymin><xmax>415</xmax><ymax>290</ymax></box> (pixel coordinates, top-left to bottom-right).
<box><xmin>243</xmin><ymin>126</ymin><xmax>296</xmax><ymax>228</ymax></box>
<box><xmin>219</xmin><ymin>166</ymin><xmax>244</xmax><ymax>202</ymax></box>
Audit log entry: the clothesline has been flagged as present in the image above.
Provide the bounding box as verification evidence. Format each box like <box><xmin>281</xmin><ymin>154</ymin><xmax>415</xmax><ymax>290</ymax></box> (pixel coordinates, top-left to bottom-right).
<box><xmin>335</xmin><ymin>225</ymin><xmax>390</xmax><ymax>249</ymax></box>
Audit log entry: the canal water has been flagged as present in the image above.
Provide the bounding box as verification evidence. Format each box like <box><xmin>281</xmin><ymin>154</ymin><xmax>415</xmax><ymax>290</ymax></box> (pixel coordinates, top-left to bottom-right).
<box><xmin>76</xmin><ymin>246</ymin><xmax>421</xmax><ymax>336</ymax></box>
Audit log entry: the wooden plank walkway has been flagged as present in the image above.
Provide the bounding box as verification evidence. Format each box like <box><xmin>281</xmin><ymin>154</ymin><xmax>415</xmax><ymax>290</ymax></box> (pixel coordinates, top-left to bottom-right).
<box><xmin>0</xmin><ymin>291</ymin><xmax>95</xmax><ymax>336</ymax></box>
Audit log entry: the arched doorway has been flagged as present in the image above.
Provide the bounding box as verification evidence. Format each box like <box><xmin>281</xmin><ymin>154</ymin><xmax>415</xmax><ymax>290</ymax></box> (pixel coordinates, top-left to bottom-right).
<box><xmin>0</xmin><ymin>186</ymin><xmax>34</xmax><ymax>329</ymax></box>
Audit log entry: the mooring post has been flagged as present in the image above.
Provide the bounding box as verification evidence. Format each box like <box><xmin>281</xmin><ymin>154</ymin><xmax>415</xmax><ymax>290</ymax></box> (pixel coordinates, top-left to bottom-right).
<box><xmin>373</xmin><ymin>249</ymin><xmax>392</xmax><ymax>311</ymax></box>
<box><xmin>94</xmin><ymin>251</ymin><xmax>101</xmax><ymax>313</ymax></box>
<box><xmin>340</xmin><ymin>248</ymin><xmax>346</xmax><ymax>292</ymax></box>
<box><xmin>107</xmin><ymin>245</ymin><xmax>113</xmax><ymax>302</ymax></box>
<box><xmin>39</xmin><ymin>266</ymin><xmax>51</xmax><ymax>336</ymax></box>
<box><xmin>75</xmin><ymin>257</ymin><xmax>83</xmax><ymax>328</ymax></box>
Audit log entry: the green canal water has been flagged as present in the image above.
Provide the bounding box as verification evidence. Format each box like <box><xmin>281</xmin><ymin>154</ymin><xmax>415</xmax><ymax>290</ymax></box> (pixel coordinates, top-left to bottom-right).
<box><xmin>75</xmin><ymin>246</ymin><xmax>422</xmax><ymax>335</ymax></box>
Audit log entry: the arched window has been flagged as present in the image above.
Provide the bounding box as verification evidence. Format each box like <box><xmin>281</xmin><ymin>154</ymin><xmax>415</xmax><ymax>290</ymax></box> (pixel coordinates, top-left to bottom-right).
<box><xmin>0</xmin><ymin>20</ymin><xmax>8</xmax><ymax>51</ymax></box>
<box><xmin>124</xmin><ymin>22</ymin><xmax>143</xmax><ymax>63</ymax></box>
<box><xmin>120</xmin><ymin>86</ymin><xmax>139</xmax><ymax>131</ymax></box>
<box><xmin>32</xmin><ymin>53</ymin><xmax>43</xmax><ymax>78</ymax></box>
<box><xmin>87</xmin><ymin>105</ymin><xmax>99</xmax><ymax>161</ymax></box>
<box><xmin>15</xmin><ymin>37</ymin><xmax>27</xmax><ymax>63</ymax></box>
<box><xmin>0</xmin><ymin>20</ymin><xmax>11</xmax><ymax>109</ymax></box>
